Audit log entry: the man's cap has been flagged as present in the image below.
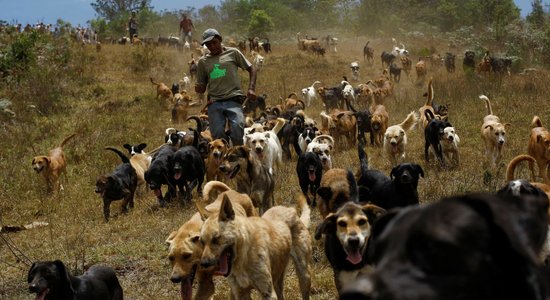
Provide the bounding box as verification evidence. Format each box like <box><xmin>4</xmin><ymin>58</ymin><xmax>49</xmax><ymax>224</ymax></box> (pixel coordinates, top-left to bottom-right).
<box><xmin>201</xmin><ymin>28</ymin><xmax>221</xmax><ymax>45</ymax></box>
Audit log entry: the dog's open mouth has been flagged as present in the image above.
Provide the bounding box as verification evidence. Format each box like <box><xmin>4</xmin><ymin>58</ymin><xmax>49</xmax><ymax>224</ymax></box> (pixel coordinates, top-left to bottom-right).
<box><xmin>179</xmin><ymin>265</ymin><xmax>197</xmax><ymax>300</ymax></box>
<box><xmin>33</xmin><ymin>166</ymin><xmax>43</xmax><ymax>173</ymax></box>
<box><xmin>308</xmin><ymin>168</ymin><xmax>316</xmax><ymax>182</ymax></box>
<box><xmin>225</xmin><ymin>165</ymin><xmax>241</xmax><ymax>179</ymax></box>
<box><xmin>344</xmin><ymin>243</ymin><xmax>365</xmax><ymax>265</ymax></box>
<box><xmin>153</xmin><ymin>188</ymin><xmax>163</xmax><ymax>199</ymax></box>
<box><xmin>391</xmin><ymin>144</ymin><xmax>399</xmax><ymax>153</ymax></box>
<box><xmin>214</xmin><ymin>247</ymin><xmax>233</xmax><ymax>277</ymax></box>
<box><xmin>255</xmin><ymin>148</ymin><xmax>264</xmax><ymax>159</ymax></box>
<box><xmin>174</xmin><ymin>170</ymin><xmax>183</xmax><ymax>180</ymax></box>
<box><xmin>33</xmin><ymin>288</ymin><xmax>50</xmax><ymax>300</ymax></box>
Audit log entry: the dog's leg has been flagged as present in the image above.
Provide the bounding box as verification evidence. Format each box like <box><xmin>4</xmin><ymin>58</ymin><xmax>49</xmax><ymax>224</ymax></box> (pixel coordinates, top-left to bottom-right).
<box><xmin>103</xmin><ymin>198</ymin><xmax>111</xmax><ymax>222</ymax></box>
<box><xmin>195</xmin><ymin>270</ymin><xmax>215</xmax><ymax>300</ymax></box>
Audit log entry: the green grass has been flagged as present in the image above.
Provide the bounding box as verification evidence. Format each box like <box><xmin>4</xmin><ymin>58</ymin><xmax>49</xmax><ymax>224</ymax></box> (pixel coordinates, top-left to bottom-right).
<box><xmin>1</xmin><ymin>36</ymin><xmax>549</xmax><ymax>299</ymax></box>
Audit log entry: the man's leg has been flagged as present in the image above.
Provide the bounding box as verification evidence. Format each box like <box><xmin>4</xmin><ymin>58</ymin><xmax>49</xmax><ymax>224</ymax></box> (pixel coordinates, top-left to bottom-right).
<box><xmin>225</xmin><ymin>101</ymin><xmax>245</xmax><ymax>146</ymax></box>
<box><xmin>208</xmin><ymin>101</ymin><xmax>230</xmax><ymax>141</ymax></box>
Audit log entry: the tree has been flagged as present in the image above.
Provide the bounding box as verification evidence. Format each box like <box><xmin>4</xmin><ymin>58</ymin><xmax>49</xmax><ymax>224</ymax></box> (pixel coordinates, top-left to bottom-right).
<box><xmin>91</xmin><ymin>0</ymin><xmax>152</xmax><ymax>21</ymax></box>
<box><xmin>248</xmin><ymin>9</ymin><xmax>274</xmax><ymax>37</ymax></box>
<box><xmin>527</xmin><ymin>0</ymin><xmax>545</xmax><ymax>29</ymax></box>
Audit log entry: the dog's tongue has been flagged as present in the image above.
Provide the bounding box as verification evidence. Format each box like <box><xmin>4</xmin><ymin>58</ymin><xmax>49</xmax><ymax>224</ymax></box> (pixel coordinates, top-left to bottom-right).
<box><xmin>214</xmin><ymin>157</ymin><xmax>222</xmax><ymax>165</ymax></box>
<box><xmin>154</xmin><ymin>189</ymin><xmax>162</xmax><ymax>197</ymax></box>
<box><xmin>174</xmin><ymin>171</ymin><xmax>182</xmax><ymax>180</ymax></box>
<box><xmin>392</xmin><ymin>145</ymin><xmax>399</xmax><ymax>153</ymax></box>
<box><xmin>36</xmin><ymin>288</ymin><xmax>49</xmax><ymax>300</ymax></box>
<box><xmin>180</xmin><ymin>278</ymin><xmax>192</xmax><ymax>300</ymax></box>
<box><xmin>215</xmin><ymin>251</ymin><xmax>229</xmax><ymax>276</ymax></box>
<box><xmin>346</xmin><ymin>250</ymin><xmax>363</xmax><ymax>265</ymax></box>
<box><xmin>308</xmin><ymin>170</ymin><xmax>316</xmax><ymax>182</ymax></box>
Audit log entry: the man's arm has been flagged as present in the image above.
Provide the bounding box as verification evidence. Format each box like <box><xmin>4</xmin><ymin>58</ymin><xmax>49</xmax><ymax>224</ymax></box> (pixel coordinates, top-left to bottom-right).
<box><xmin>246</xmin><ymin>65</ymin><xmax>257</xmax><ymax>100</ymax></box>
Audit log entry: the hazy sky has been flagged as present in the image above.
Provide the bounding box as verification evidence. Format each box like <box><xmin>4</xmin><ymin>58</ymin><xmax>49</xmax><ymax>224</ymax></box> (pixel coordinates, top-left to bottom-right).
<box><xmin>0</xmin><ymin>0</ymin><xmax>535</xmax><ymax>26</ymax></box>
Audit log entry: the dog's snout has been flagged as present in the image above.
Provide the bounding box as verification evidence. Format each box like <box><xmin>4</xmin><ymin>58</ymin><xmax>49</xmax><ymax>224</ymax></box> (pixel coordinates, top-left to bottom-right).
<box><xmin>28</xmin><ymin>283</ymin><xmax>39</xmax><ymax>293</ymax></box>
<box><xmin>170</xmin><ymin>275</ymin><xmax>181</xmax><ymax>283</ymax></box>
<box><xmin>448</xmin><ymin>135</ymin><xmax>454</xmax><ymax>141</ymax></box>
<box><xmin>200</xmin><ymin>259</ymin><xmax>215</xmax><ymax>268</ymax></box>
<box><xmin>219</xmin><ymin>165</ymin><xmax>227</xmax><ymax>172</ymax></box>
<box><xmin>347</xmin><ymin>236</ymin><xmax>360</xmax><ymax>248</ymax></box>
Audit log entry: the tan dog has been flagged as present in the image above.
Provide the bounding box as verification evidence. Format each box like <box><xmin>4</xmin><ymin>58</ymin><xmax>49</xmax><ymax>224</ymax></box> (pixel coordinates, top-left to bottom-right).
<box><xmin>400</xmin><ymin>56</ymin><xmax>412</xmax><ymax>76</ymax></box>
<box><xmin>206</xmin><ymin>138</ymin><xmax>229</xmax><ymax>182</ymax></box>
<box><xmin>284</xmin><ymin>93</ymin><xmax>306</xmax><ymax>111</ymax></box>
<box><xmin>166</xmin><ymin>181</ymin><xmax>257</xmax><ymax>300</ymax></box>
<box><xmin>383</xmin><ymin>111</ymin><xmax>418</xmax><ymax>166</ymax></box>
<box><xmin>479</xmin><ymin>95</ymin><xmax>510</xmax><ymax>168</ymax></box>
<box><xmin>150</xmin><ymin>77</ymin><xmax>173</xmax><ymax>104</ymax></box>
<box><xmin>32</xmin><ymin>133</ymin><xmax>76</xmax><ymax>193</ymax></box>
<box><xmin>370</xmin><ymin>104</ymin><xmax>389</xmax><ymax>147</ymax></box>
<box><xmin>415</xmin><ymin>59</ymin><xmax>427</xmax><ymax>81</ymax></box>
<box><xmin>330</xmin><ymin>111</ymin><xmax>357</xmax><ymax>147</ymax></box>
<box><xmin>198</xmin><ymin>193</ymin><xmax>312</xmax><ymax>299</ymax></box>
<box><xmin>316</xmin><ymin>168</ymin><xmax>354</xmax><ymax>219</ymax></box>
<box><xmin>528</xmin><ymin>116</ymin><xmax>550</xmax><ymax>182</ymax></box>
<box><xmin>171</xmin><ymin>92</ymin><xmax>193</xmax><ymax>124</ymax></box>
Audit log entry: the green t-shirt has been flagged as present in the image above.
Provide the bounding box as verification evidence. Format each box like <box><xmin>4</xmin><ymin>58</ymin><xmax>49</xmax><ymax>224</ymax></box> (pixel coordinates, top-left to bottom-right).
<box><xmin>196</xmin><ymin>47</ymin><xmax>252</xmax><ymax>101</ymax></box>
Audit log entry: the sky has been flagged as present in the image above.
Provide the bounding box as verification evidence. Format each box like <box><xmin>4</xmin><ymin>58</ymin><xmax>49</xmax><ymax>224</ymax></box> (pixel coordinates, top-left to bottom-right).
<box><xmin>0</xmin><ymin>0</ymin><xmax>536</xmax><ymax>27</ymax></box>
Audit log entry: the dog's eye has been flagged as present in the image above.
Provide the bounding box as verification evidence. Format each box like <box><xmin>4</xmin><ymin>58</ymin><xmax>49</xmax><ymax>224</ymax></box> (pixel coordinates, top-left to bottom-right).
<box><xmin>357</xmin><ymin>219</ymin><xmax>367</xmax><ymax>226</ymax></box>
<box><xmin>182</xmin><ymin>254</ymin><xmax>191</xmax><ymax>260</ymax></box>
<box><xmin>168</xmin><ymin>256</ymin><xmax>174</xmax><ymax>262</ymax></box>
<box><xmin>337</xmin><ymin>221</ymin><xmax>347</xmax><ymax>228</ymax></box>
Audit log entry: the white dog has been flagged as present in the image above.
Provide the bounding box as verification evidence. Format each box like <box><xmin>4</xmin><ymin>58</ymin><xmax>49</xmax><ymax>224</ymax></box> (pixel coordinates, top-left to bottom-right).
<box><xmin>383</xmin><ymin>111</ymin><xmax>418</xmax><ymax>167</ymax></box>
<box><xmin>441</xmin><ymin>126</ymin><xmax>460</xmax><ymax>166</ymax></box>
<box><xmin>244</xmin><ymin>118</ymin><xmax>285</xmax><ymax>175</ymax></box>
<box><xmin>350</xmin><ymin>61</ymin><xmax>360</xmax><ymax>82</ymax></box>
<box><xmin>342</xmin><ymin>80</ymin><xmax>356</xmax><ymax>106</ymax></box>
<box><xmin>302</xmin><ymin>80</ymin><xmax>321</xmax><ymax>107</ymax></box>
<box><xmin>251</xmin><ymin>51</ymin><xmax>264</xmax><ymax>71</ymax></box>
<box><xmin>306</xmin><ymin>134</ymin><xmax>334</xmax><ymax>171</ymax></box>
<box><xmin>181</xmin><ymin>74</ymin><xmax>191</xmax><ymax>92</ymax></box>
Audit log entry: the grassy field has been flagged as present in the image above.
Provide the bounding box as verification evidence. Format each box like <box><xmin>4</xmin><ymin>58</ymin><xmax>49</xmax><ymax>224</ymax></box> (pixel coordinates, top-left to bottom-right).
<box><xmin>1</xmin><ymin>35</ymin><xmax>550</xmax><ymax>299</ymax></box>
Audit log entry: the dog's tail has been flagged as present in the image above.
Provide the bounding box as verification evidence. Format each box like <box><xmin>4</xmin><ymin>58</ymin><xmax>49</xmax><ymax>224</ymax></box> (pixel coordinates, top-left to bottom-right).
<box><xmin>271</xmin><ymin>118</ymin><xmax>286</xmax><ymax>135</ymax></box>
<box><xmin>479</xmin><ymin>95</ymin><xmax>493</xmax><ymax>115</ymax></box>
<box><xmin>150</xmin><ymin>77</ymin><xmax>161</xmax><ymax>86</ymax></box>
<box><xmin>398</xmin><ymin>111</ymin><xmax>418</xmax><ymax>131</ymax></box>
<box><xmin>187</xmin><ymin>115</ymin><xmax>203</xmax><ymax>133</ymax></box>
<box><xmin>202</xmin><ymin>180</ymin><xmax>231</xmax><ymax>204</ymax></box>
<box><xmin>358</xmin><ymin>143</ymin><xmax>368</xmax><ymax>175</ymax></box>
<box><xmin>287</xmin><ymin>92</ymin><xmax>298</xmax><ymax>99</ymax></box>
<box><xmin>422</xmin><ymin>78</ymin><xmax>434</xmax><ymax>106</ymax></box>
<box><xmin>506</xmin><ymin>154</ymin><xmax>537</xmax><ymax>182</ymax></box>
<box><xmin>311</xmin><ymin>80</ymin><xmax>321</xmax><ymax>89</ymax></box>
<box><xmin>105</xmin><ymin>147</ymin><xmax>130</xmax><ymax>164</ymax></box>
<box><xmin>348</xmin><ymin>169</ymin><xmax>359</xmax><ymax>203</ymax></box>
<box><xmin>296</xmin><ymin>194</ymin><xmax>311</xmax><ymax>229</ymax></box>
<box><xmin>424</xmin><ymin>109</ymin><xmax>435</xmax><ymax>122</ymax></box>
<box><xmin>531</xmin><ymin>116</ymin><xmax>543</xmax><ymax>128</ymax></box>
<box><xmin>59</xmin><ymin>133</ymin><xmax>76</xmax><ymax>148</ymax></box>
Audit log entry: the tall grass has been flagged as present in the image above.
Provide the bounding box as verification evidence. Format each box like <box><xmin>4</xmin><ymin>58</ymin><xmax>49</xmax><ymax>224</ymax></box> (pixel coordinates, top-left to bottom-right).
<box><xmin>1</xmin><ymin>35</ymin><xmax>549</xmax><ymax>299</ymax></box>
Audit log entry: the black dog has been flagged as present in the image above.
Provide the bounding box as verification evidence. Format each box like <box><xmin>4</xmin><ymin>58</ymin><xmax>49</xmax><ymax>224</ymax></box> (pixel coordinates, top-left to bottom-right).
<box><xmin>380</xmin><ymin>51</ymin><xmax>396</xmax><ymax>68</ymax></box>
<box><xmin>389</xmin><ymin>62</ymin><xmax>401</xmax><ymax>83</ymax></box>
<box><xmin>444</xmin><ymin>52</ymin><xmax>456</xmax><ymax>73</ymax></box>
<box><xmin>279</xmin><ymin>113</ymin><xmax>304</xmax><ymax>160</ymax></box>
<box><xmin>144</xmin><ymin>144</ymin><xmax>177</xmax><ymax>207</ymax></box>
<box><xmin>172</xmin><ymin>138</ymin><xmax>205</xmax><ymax>202</ymax></box>
<box><xmin>347</xmin><ymin>101</ymin><xmax>373</xmax><ymax>146</ymax></box>
<box><xmin>123</xmin><ymin>143</ymin><xmax>147</xmax><ymax>156</ymax></box>
<box><xmin>28</xmin><ymin>260</ymin><xmax>123</xmax><ymax>300</ymax></box>
<box><xmin>341</xmin><ymin>192</ymin><xmax>550</xmax><ymax>300</ymax></box>
<box><xmin>262</xmin><ymin>38</ymin><xmax>272</xmax><ymax>53</ymax></box>
<box><xmin>296</xmin><ymin>151</ymin><xmax>323</xmax><ymax>207</ymax></box>
<box><xmin>463</xmin><ymin>50</ymin><xmax>476</xmax><ymax>74</ymax></box>
<box><xmin>424</xmin><ymin>110</ymin><xmax>452</xmax><ymax>165</ymax></box>
<box><xmin>357</xmin><ymin>145</ymin><xmax>424</xmax><ymax>209</ymax></box>
<box><xmin>490</xmin><ymin>56</ymin><xmax>513</xmax><ymax>75</ymax></box>
<box><xmin>95</xmin><ymin>147</ymin><xmax>137</xmax><ymax>222</ymax></box>
<box><xmin>243</xmin><ymin>93</ymin><xmax>267</xmax><ymax>118</ymax></box>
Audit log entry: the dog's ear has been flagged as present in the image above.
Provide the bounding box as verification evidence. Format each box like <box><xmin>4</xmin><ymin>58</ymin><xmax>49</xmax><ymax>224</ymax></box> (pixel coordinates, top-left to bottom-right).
<box><xmin>317</xmin><ymin>187</ymin><xmax>333</xmax><ymax>201</ymax></box>
<box><xmin>53</xmin><ymin>260</ymin><xmax>75</xmax><ymax>293</ymax></box>
<box><xmin>221</xmin><ymin>138</ymin><xmax>229</xmax><ymax>147</ymax></box>
<box><xmin>484</xmin><ymin>124</ymin><xmax>494</xmax><ymax>131</ymax></box>
<box><xmin>123</xmin><ymin>144</ymin><xmax>132</xmax><ymax>151</ymax></box>
<box><xmin>390</xmin><ymin>166</ymin><xmax>400</xmax><ymax>179</ymax></box>
<box><xmin>27</xmin><ymin>262</ymin><xmax>37</xmax><ymax>283</ymax></box>
<box><xmin>165</xmin><ymin>231</ymin><xmax>177</xmax><ymax>245</ymax></box>
<box><xmin>137</xmin><ymin>143</ymin><xmax>147</xmax><ymax>151</ymax></box>
<box><xmin>414</xmin><ymin>164</ymin><xmax>425</xmax><ymax>178</ymax></box>
<box><xmin>362</xmin><ymin>204</ymin><xmax>386</xmax><ymax>225</ymax></box>
<box><xmin>314</xmin><ymin>213</ymin><xmax>337</xmax><ymax>240</ymax></box>
<box><xmin>504</xmin><ymin>123</ymin><xmax>511</xmax><ymax>129</ymax></box>
<box><xmin>195</xmin><ymin>201</ymin><xmax>210</xmax><ymax>221</ymax></box>
<box><xmin>219</xmin><ymin>194</ymin><xmax>235</xmax><ymax>222</ymax></box>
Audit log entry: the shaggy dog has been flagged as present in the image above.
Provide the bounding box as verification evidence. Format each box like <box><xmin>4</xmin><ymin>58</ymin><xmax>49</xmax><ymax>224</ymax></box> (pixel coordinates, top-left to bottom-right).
<box><xmin>383</xmin><ymin>111</ymin><xmax>418</xmax><ymax>166</ymax></box>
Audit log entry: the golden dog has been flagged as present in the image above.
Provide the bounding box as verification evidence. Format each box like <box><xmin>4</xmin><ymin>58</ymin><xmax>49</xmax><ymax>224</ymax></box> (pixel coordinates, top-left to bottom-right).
<box><xmin>171</xmin><ymin>92</ymin><xmax>193</xmax><ymax>124</ymax></box>
<box><xmin>206</xmin><ymin>138</ymin><xmax>229</xmax><ymax>182</ymax></box>
<box><xmin>479</xmin><ymin>95</ymin><xmax>510</xmax><ymax>168</ymax></box>
<box><xmin>370</xmin><ymin>104</ymin><xmax>389</xmax><ymax>147</ymax></box>
<box><xmin>528</xmin><ymin>116</ymin><xmax>550</xmax><ymax>182</ymax></box>
<box><xmin>32</xmin><ymin>133</ymin><xmax>76</xmax><ymax>193</ymax></box>
<box><xmin>198</xmin><ymin>193</ymin><xmax>312</xmax><ymax>299</ymax></box>
<box><xmin>284</xmin><ymin>92</ymin><xmax>306</xmax><ymax>111</ymax></box>
<box><xmin>415</xmin><ymin>59</ymin><xmax>427</xmax><ymax>82</ymax></box>
<box><xmin>383</xmin><ymin>111</ymin><xmax>418</xmax><ymax>167</ymax></box>
<box><xmin>330</xmin><ymin>111</ymin><xmax>357</xmax><ymax>147</ymax></box>
<box><xmin>316</xmin><ymin>168</ymin><xmax>355</xmax><ymax>219</ymax></box>
<box><xmin>166</xmin><ymin>181</ymin><xmax>257</xmax><ymax>300</ymax></box>
<box><xmin>150</xmin><ymin>77</ymin><xmax>173</xmax><ymax>104</ymax></box>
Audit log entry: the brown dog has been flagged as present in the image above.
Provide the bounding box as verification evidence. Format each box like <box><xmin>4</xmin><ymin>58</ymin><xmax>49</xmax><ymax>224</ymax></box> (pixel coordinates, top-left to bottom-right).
<box><xmin>528</xmin><ymin>116</ymin><xmax>550</xmax><ymax>182</ymax></box>
<box><xmin>32</xmin><ymin>133</ymin><xmax>76</xmax><ymax>193</ymax></box>
<box><xmin>171</xmin><ymin>92</ymin><xmax>193</xmax><ymax>124</ymax></box>
<box><xmin>479</xmin><ymin>95</ymin><xmax>510</xmax><ymax>168</ymax></box>
<box><xmin>284</xmin><ymin>92</ymin><xmax>306</xmax><ymax>111</ymax></box>
<box><xmin>206</xmin><ymin>138</ymin><xmax>229</xmax><ymax>182</ymax></box>
<box><xmin>198</xmin><ymin>193</ymin><xmax>312</xmax><ymax>299</ymax></box>
<box><xmin>150</xmin><ymin>77</ymin><xmax>173</xmax><ymax>104</ymax></box>
<box><xmin>415</xmin><ymin>58</ymin><xmax>427</xmax><ymax>82</ymax></box>
<box><xmin>331</xmin><ymin>111</ymin><xmax>357</xmax><ymax>147</ymax></box>
<box><xmin>316</xmin><ymin>168</ymin><xmax>355</xmax><ymax>219</ymax></box>
<box><xmin>166</xmin><ymin>181</ymin><xmax>257</xmax><ymax>300</ymax></box>
<box><xmin>370</xmin><ymin>104</ymin><xmax>389</xmax><ymax>147</ymax></box>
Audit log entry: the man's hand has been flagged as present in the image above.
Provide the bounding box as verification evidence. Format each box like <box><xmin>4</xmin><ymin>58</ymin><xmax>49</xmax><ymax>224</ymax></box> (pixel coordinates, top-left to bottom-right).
<box><xmin>247</xmin><ymin>89</ymin><xmax>256</xmax><ymax>101</ymax></box>
<box><xmin>195</xmin><ymin>83</ymin><xmax>206</xmax><ymax>94</ymax></box>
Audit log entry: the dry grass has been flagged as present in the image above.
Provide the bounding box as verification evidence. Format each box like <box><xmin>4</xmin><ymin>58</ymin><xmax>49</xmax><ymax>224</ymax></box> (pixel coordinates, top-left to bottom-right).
<box><xmin>1</xmin><ymin>36</ymin><xmax>550</xmax><ymax>299</ymax></box>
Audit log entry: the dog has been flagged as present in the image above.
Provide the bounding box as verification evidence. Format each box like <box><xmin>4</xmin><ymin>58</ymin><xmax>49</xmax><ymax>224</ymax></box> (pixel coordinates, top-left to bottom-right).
<box><xmin>198</xmin><ymin>193</ymin><xmax>312</xmax><ymax>299</ymax></box>
<box><xmin>400</xmin><ymin>56</ymin><xmax>412</xmax><ymax>77</ymax></box>
<box><xmin>347</xmin><ymin>101</ymin><xmax>374</xmax><ymax>146</ymax></box>
<box><xmin>529</xmin><ymin>116</ymin><xmax>550</xmax><ymax>182</ymax></box>
<box><xmin>28</xmin><ymin>260</ymin><xmax>123</xmax><ymax>300</ymax></box>
<box><xmin>415</xmin><ymin>58</ymin><xmax>427</xmax><ymax>83</ymax></box>
<box><xmin>302</xmin><ymin>80</ymin><xmax>321</xmax><ymax>107</ymax></box>
<box><xmin>506</xmin><ymin>154</ymin><xmax>550</xmax><ymax>199</ymax></box>
<box><xmin>150</xmin><ymin>77</ymin><xmax>173</xmax><ymax>104</ymax></box>
<box><xmin>424</xmin><ymin>110</ymin><xmax>453</xmax><ymax>166</ymax></box>
<box><xmin>316</xmin><ymin>168</ymin><xmax>358</xmax><ymax>219</ymax></box>
<box><xmin>251</xmin><ymin>50</ymin><xmax>265</xmax><ymax>71</ymax></box>
<box><xmin>172</xmin><ymin>143</ymin><xmax>206</xmax><ymax>202</ymax></box>
<box><xmin>441</xmin><ymin>126</ymin><xmax>460</xmax><ymax>166</ymax></box>
<box><xmin>418</xmin><ymin>78</ymin><xmax>436</xmax><ymax>129</ymax></box>
<box><xmin>389</xmin><ymin>62</ymin><xmax>401</xmax><ymax>83</ymax></box>
<box><xmin>188</xmin><ymin>54</ymin><xmax>198</xmax><ymax>81</ymax></box>
<box><xmin>144</xmin><ymin>144</ymin><xmax>178</xmax><ymax>207</ymax></box>
<box><xmin>363</xmin><ymin>41</ymin><xmax>374</xmax><ymax>65</ymax></box>
<box><xmin>380</xmin><ymin>51</ymin><xmax>396</xmax><ymax>68</ymax></box>
<box><xmin>32</xmin><ymin>133</ymin><xmax>76</xmax><ymax>193</ymax></box>
<box><xmin>95</xmin><ymin>147</ymin><xmax>138</xmax><ymax>222</ymax></box>
<box><xmin>330</xmin><ymin>110</ymin><xmax>357</xmax><ymax>148</ymax></box>
<box><xmin>383</xmin><ymin>111</ymin><xmax>418</xmax><ymax>166</ymax></box>
<box><xmin>219</xmin><ymin>145</ymin><xmax>275</xmax><ymax>214</ymax></box>
<box><xmin>350</xmin><ymin>61</ymin><xmax>360</xmax><ymax>81</ymax></box>
<box><xmin>298</xmin><ymin>125</ymin><xmax>318</xmax><ymax>154</ymax></box>
<box><xmin>123</xmin><ymin>143</ymin><xmax>147</xmax><ymax>156</ymax></box>
<box><xmin>357</xmin><ymin>144</ymin><xmax>424</xmax><ymax>210</ymax></box>
<box><xmin>307</xmin><ymin>134</ymin><xmax>335</xmax><ymax>172</ymax></box>
<box><xmin>206</xmin><ymin>138</ymin><xmax>230</xmax><ymax>182</ymax></box>
<box><xmin>444</xmin><ymin>52</ymin><xmax>456</xmax><ymax>73</ymax></box>
<box><xmin>315</xmin><ymin>201</ymin><xmax>386</xmax><ymax>295</ymax></box>
<box><xmin>296</xmin><ymin>151</ymin><xmax>323</xmax><ymax>208</ymax></box>
<box><xmin>243</xmin><ymin>117</ymin><xmax>286</xmax><ymax>175</ymax></box>
<box><xmin>242</xmin><ymin>93</ymin><xmax>267</xmax><ymax>118</ymax></box>
<box><xmin>340</xmin><ymin>192</ymin><xmax>550</xmax><ymax>300</ymax></box>
<box><xmin>171</xmin><ymin>92</ymin><xmax>193</xmax><ymax>124</ymax></box>
<box><xmin>166</xmin><ymin>180</ymin><xmax>257</xmax><ymax>300</ymax></box>
<box><xmin>370</xmin><ymin>105</ymin><xmax>389</xmax><ymax>147</ymax></box>
<box><xmin>479</xmin><ymin>94</ymin><xmax>510</xmax><ymax>168</ymax></box>
<box><xmin>463</xmin><ymin>50</ymin><xmax>476</xmax><ymax>75</ymax></box>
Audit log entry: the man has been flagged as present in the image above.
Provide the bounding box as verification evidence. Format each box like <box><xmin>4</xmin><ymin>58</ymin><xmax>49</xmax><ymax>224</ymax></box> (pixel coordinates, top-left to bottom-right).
<box><xmin>179</xmin><ymin>14</ymin><xmax>195</xmax><ymax>44</ymax></box>
<box><xmin>128</xmin><ymin>11</ymin><xmax>138</xmax><ymax>42</ymax></box>
<box><xmin>195</xmin><ymin>28</ymin><xmax>257</xmax><ymax>146</ymax></box>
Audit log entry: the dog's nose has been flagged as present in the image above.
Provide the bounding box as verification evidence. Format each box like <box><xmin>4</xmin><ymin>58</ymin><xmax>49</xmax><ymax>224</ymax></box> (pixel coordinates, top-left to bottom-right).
<box><xmin>170</xmin><ymin>275</ymin><xmax>181</xmax><ymax>283</ymax></box>
<box><xmin>449</xmin><ymin>136</ymin><xmax>454</xmax><ymax>141</ymax></box>
<box><xmin>29</xmin><ymin>283</ymin><xmax>39</xmax><ymax>293</ymax></box>
<box><xmin>347</xmin><ymin>236</ymin><xmax>360</xmax><ymax>248</ymax></box>
<box><xmin>219</xmin><ymin>165</ymin><xmax>226</xmax><ymax>172</ymax></box>
<box><xmin>200</xmin><ymin>259</ymin><xmax>214</xmax><ymax>268</ymax></box>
